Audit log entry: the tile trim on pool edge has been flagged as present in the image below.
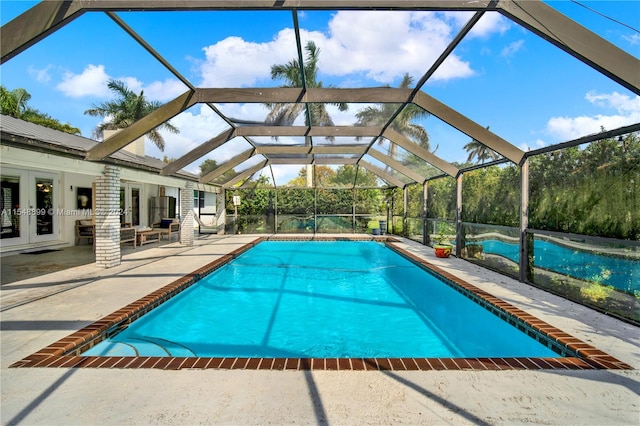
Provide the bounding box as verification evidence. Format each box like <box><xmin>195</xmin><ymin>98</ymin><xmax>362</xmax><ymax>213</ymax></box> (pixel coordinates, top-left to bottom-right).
<box><xmin>10</xmin><ymin>236</ymin><xmax>632</xmax><ymax>371</ymax></box>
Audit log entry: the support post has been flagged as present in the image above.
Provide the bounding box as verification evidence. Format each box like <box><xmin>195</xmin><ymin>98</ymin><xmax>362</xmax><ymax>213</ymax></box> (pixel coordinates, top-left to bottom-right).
<box><xmin>456</xmin><ymin>173</ymin><xmax>463</xmax><ymax>257</ymax></box>
<box><xmin>519</xmin><ymin>158</ymin><xmax>531</xmax><ymax>282</ymax></box>
<box><xmin>180</xmin><ymin>181</ymin><xmax>194</xmax><ymax>246</ymax></box>
<box><xmin>403</xmin><ymin>186</ymin><xmax>408</xmax><ymax>238</ymax></box>
<box><xmin>423</xmin><ymin>181</ymin><xmax>429</xmax><ymax>245</ymax></box>
<box><xmin>95</xmin><ymin>165</ymin><xmax>121</xmax><ymax>268</ymax></box>
<box><xmin>352</xmin><ymin>188</ymin><xmax>356</xmax><ymax>233</ymax></box>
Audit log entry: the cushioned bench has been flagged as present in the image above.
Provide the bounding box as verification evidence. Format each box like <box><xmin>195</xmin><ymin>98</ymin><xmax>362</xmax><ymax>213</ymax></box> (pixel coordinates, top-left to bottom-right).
<box><xmin>152</xmin><ymin>218</ymin><xmax>180</xmax><ymax>241</ymax></box>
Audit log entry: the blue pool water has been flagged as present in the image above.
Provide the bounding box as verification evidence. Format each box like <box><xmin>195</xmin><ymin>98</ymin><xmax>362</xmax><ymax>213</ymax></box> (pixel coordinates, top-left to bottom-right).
<box><xmin>85</xmin><ymin>241</ymin><xmax>559</xmax><ymax>358</ymax></box>
<box><xmin>476</xmin><ymin>239</ymin><xmax>639</xmax><ymax>293</ymax></box>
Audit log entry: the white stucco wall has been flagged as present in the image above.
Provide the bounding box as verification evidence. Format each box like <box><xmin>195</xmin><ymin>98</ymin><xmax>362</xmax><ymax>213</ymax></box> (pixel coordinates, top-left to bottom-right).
<box><xmin>1</xmin><ymin>145</ymin><xmax>215</xmax><ymax>252</ymax></box>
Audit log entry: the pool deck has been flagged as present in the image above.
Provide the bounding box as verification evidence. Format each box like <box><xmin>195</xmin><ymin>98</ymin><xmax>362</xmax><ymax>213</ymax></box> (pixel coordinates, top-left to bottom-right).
<box><xmin>1</xmin><ymin>235</ymin><xmax>638</xmax><ymax>425</ymax></box>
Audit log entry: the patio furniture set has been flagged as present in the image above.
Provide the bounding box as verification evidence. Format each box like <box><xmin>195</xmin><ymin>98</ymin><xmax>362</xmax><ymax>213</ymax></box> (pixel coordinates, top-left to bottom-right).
<box><xmin>76</xmin><ymin>218</ymin><xmax>180</xmax><ymax>248</ymax></box>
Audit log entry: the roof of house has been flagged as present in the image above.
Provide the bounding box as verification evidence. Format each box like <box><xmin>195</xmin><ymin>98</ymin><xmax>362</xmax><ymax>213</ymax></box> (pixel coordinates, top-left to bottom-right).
<box><xmin>0</xmin><ymin>114</ymin><xmax>200</xmax><ymax>181</ymax></box>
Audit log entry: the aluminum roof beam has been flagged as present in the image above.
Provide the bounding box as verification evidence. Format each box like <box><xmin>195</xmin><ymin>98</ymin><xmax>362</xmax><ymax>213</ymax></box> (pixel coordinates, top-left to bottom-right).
<box><xmin>161</xmin><ymin>128</ymin><xmax>234</xmax><ymax>176</ymax></box>
<box><xmin>382</xmin><ymin>129</ymin><xmax>459</xmax><ymax>178</ymax></box>
<box><xmin>498</xmin><ymin>0</ymin><xmax>640</xmax><ymax>95</ymax></box>
<box><xmin>367</xmin><ymin>149</ymin><xmax>428</xmax><ymax>184</ymax></box>
<box><xmin>105</xmin><ymin>12</ymin><xmax>196</xmax><ymax>92</ymax></box>
<box><xmin>359</xmin><ymin>160</ymin><xmax>406</xmax><ymax>189</ymax></box>
<box><xmin>267</xmin><ymin>158</ymin><xmax>312</xmax><ymax>165</ymax></box>
<box><xmin>220</xmin><ymin>159</ymin><xmax>268</xmax><ymax>188</ymax></box>
<box><xmin>412</xmin><ymin>91</ymin><xmax>525</xmax><ymax>165</ymax></box>
<box><xmin>85</xmin><ymin>91</ymin><xmax>197</xmax><ymax>161</ymax></box>
<box><xmin>1</xmin><ymin>1</ymin><xmax>85</xmax><ymax>64</ymax></box>
<box><xmin>235</xmin><ymin>126</ymin><xmax>382</xmax><ymax>138</ymax></box>
<box><xmin>194</xmin><ymin>88</ymin><xmax>414</xmax><ymax>104</ymax></box>
<box><xmin>314</xmin><ymin>157</ymin><xmax>359</xmax><ymax>165</ymax></box>
<box><xmin>199</xmin><ymin>148</ymin><xmax>255</xmax><ymax>183</ymax></box>
<box><xmin>255</xmin><ymin>145</ymin><xmax>367</xmax><ymax>155</ymax></box>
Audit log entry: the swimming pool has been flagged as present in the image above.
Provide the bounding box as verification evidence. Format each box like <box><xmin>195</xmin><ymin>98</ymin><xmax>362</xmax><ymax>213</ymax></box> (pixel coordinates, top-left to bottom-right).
<box><xmin>84</xmin><ymin>241</ymin><xmax>559</xmax><ymax>359</ymax></box>
<box><xmin>12</xmin><ymin>236</ymin><xmax>631</xmax><ymax>371</ymax></box>
<box><xmin>476</xmin><ymin>239</ymin><xmax>639</xmax><ymax>294</ymax></box>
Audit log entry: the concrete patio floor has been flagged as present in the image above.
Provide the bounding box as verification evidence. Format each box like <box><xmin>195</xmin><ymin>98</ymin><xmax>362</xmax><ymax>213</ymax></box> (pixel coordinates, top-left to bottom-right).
<box><xmin>1</xmin><ymin>235</ymin><xmax>638</xmax><ymax>425</ymax></box>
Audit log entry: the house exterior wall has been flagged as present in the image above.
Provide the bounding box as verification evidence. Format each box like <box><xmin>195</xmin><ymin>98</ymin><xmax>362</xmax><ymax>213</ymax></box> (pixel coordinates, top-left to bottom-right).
<box><xmin>1</xmin><ymin>144</ymin><xmax>209</xmax><ymax>253</ymax></box>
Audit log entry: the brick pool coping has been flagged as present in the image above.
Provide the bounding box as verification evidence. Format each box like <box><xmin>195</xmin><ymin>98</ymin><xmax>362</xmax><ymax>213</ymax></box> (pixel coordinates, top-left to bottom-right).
<box><xmin>10</xmin><ymin>236</ymin><xmax>632</xmax><ymax>371</ymax></box>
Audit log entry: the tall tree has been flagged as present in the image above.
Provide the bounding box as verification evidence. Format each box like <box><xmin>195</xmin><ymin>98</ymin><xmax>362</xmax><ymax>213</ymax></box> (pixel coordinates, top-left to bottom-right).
<box><xmin>1</xmin><ymin>85</ymin><xmax>80</xmax><ymax>134</ymax></box>
<box><xmin>355</xmin><ymin>73</ymin><xmax>431</xmax><ymax>160</ymax></box>
<box><xmin>84</xmin><ymin>79</ymin><xmax>179</xmax><ymax>151</ymax></box>
<box><xmin>266</xmin><ymin>41</ymin><xmax>348</xmax><ymax>186</ymax></box>
<box><xmin>0</xmin><ymin>86</ymin><xmax>31</xmax><ymax>118</ymax></box>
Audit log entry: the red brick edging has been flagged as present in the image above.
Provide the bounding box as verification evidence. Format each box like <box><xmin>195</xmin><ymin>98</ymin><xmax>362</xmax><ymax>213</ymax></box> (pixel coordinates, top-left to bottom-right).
<box><xmin>10</xmin><ymin>236</ymin><xmax>632</xmax><ymax>371</ymax></box>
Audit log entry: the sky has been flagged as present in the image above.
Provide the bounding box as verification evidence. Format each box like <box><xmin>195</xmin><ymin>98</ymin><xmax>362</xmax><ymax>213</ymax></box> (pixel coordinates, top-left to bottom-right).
<box><xmin>1</xmin><ymin>0</ymin><xmax>639</xmax><ymax>184</ymax></box>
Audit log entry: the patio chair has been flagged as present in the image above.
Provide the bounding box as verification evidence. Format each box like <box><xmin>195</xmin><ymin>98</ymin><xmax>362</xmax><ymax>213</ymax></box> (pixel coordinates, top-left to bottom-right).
<box><xmin>151</xmin><ymin>218</ymin><xmax>180</xmax><ymax>241</ymax></box>
<box><xmin>75</xmin><ymin>219</ymin><xmax>94</xmax><ymax>245</ymax></box>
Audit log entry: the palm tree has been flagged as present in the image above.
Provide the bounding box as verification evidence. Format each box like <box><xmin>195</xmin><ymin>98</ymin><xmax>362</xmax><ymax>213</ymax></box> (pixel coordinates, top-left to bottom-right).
<box><xmin>84</xmin><ymin>79</ymin><xmax>178</xmax><ymax>151</ymax></box>
<box><xmin>0</xmin><ymin>86</ymin><xmax>31</xmax><ymax>118</ymax></box>
<box><xmin>355</xmin><ymin>73</ymin><xmax>430</xmax><ymax>161</ymax></box>
<box><xmin>464</xmin><ymin>126</ymin><xmax>501</xmax><ymax>164</ymax></box>
<box><xmin>265</xmin><ymin>41</ymin><xmax>348</xmax><ymax>129</ymax></box>
<box><xmin>266</xmin><ymin>41</ymin><xmax>348</xmax><ymax>186</ymax></box>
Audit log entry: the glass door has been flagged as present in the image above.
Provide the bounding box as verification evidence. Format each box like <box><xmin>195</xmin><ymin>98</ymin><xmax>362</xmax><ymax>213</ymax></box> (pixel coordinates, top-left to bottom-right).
<box><xmin>31</xmin><ymin>172</ymin><xmax>59</xmax><ymax>243</ymax></box>
<box><xmin>130</xmin><ymin>186</ymin><xmax>141</xmax><ymax>226</ymax></box>
<box><xmin>0</xmin><ymin>169</ymin><xmax>59</xmax><ymax>247</ymax></box>
<box><xmin>120</xmin><ymin>183</ymin><xmax>142</xmax><ymax>227</ymax></box>
<box><xmin>1</xmin><ymin>172</ymin><xmax>27</xmax><ymax>245</ymax></box>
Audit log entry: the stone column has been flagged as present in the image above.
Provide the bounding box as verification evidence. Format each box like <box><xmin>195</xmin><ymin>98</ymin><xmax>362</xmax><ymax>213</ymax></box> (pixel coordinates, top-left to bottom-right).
<box><xmin>180</xmin><ymin>181</ymin><xmax>194</xmax><ymax>246</ymax></box>
<box><xmin>95</xmin><ymin>165</ymin><xmax>121</xmax><ymax>268</ymax></box>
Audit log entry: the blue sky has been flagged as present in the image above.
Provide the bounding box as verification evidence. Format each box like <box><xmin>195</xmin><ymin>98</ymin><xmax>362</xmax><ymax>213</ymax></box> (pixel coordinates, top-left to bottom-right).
<box><xmin>1</xmin><ymin>1</ymin><xmax>639</xmax><ymax>182</ymax></box>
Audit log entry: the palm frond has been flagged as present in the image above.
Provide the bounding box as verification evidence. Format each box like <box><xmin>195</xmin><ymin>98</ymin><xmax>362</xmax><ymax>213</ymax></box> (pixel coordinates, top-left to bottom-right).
<box><xmin>84</xmin><ymin>79</ymin><xmax>179</xmax><ymax>151</ymax></box>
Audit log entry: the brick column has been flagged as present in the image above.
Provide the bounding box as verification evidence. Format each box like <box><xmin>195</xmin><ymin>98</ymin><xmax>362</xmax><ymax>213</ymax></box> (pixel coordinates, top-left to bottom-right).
<box><xmin>180</xmin><ymin>181</ymin><xmax>194</xmax><ymax>246</ymax></box>
<box><xmin>95</xmin><ymin>165</ymin><xmax>121</xmax><ymax>268</ymax></box>
<box><xmin>216</xmin><ymin>189</ymin><xmax>226</xmax><ymax>235</ymax></box>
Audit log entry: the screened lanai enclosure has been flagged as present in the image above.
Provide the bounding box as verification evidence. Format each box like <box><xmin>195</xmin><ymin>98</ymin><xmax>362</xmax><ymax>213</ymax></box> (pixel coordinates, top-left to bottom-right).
<box><xmin>2</xmin><ymin>1</ymin><xmax>638</xmax><ymax>322</ymax></box>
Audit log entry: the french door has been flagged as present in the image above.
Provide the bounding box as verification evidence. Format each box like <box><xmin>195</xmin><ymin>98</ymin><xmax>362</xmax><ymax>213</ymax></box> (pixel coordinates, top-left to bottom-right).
<box><xmin>120</xmin><ymin>183</ymin><xmax>142</xmax><ymax>226</ymax></box>
<box><xmin>1</xmin><ymin>168</ymin><xmax>59</xmax><ymax>247</ymax></box>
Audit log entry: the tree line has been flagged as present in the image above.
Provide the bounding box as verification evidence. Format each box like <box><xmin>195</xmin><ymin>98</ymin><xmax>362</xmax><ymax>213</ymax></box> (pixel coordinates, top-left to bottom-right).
<box><xmin>420</xmin><ymin>133</ymin><xmax>639</xmax><ymax>241</ymax></box>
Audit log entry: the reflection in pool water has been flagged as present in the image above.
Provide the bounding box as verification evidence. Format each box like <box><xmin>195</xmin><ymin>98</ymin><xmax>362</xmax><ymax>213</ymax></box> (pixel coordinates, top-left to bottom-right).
<box><xmin>476</xmin><ymin>239</ymin><xmax>638</xmax><ymax>293</ymax></box>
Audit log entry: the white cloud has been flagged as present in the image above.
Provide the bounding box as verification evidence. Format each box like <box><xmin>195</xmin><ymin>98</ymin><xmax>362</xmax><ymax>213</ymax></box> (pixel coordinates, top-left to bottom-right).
<box><xmin>585</xmin><ymin>91</ymin><xmax>640</xmax><ymax>114</ymax></box>
<box><xmin>545</xmin><ymin>91</ymin><xmax>640</xmax><ymax>140</ymax></box>
<box><xmin>200</xmin><ymin>33</ymin><xmax>299</xmax><ymax>87</ymax></box>
<box><xmin>467</xmin><ymin>12</ymin><xmax>511</xmax><ymax>38</ymax></box>
<box><xmin>144</xmin><ymin>79</ymin><xmax>189</xmax><ymax>102</ymax></box>
<box><xmin>28</xmin><ymin>65</ymin><xmax>53</xmax><ymax>83</ymax></box>
<box><xmin>57</xmin><ymin>64</ymin><xmax>110</xmax><ymax>97</ymax></box>
<box><xmin>622</xmin><ymin>33</ymin><xmax>640</xmax><ymax>46</ymax></box>
<box><xmin>323</xmin><ymin>11</ymin><xmax>473</xmax><ymax>82</ymax></box>
<box><xmin>197</xmin><ymin>10</ymin><xmax>485</xmax><ymax>86</ymax></box>
<box><xmin>56</xmin><ymin>65</ymin><xmax>185</xmax><ymax>102</ymax></box>
<box><xmin>500</xmin><ymin>40</ymin><xmax>524</xmax><ymax>58</ymax></box>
